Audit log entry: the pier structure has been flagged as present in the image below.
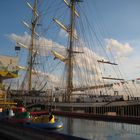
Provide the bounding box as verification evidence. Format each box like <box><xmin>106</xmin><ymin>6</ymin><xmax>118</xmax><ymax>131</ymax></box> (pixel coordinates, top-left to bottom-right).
<box><xmin>23</xmin><ymin>99</ymin><xmax>140</xmax><ymax>125</ymax></box>
<box><xmin>48</xmin><ymin>100</ymin><xmax>140</xmax><ymax>117</ymax></box>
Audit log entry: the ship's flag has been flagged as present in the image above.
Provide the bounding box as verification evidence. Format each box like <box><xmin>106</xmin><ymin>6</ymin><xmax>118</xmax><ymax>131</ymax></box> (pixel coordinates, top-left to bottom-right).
<box><xmin>15</xmin><ymin>46</ymin><xmax>21</xmax><ymax>51</ymax></box>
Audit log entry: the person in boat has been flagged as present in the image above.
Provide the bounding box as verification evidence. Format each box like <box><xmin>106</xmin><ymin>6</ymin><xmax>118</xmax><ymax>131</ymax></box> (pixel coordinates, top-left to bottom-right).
<box><xmin>49</xmin><ymin>113</ymin><xmax>55</xmax><ymax>123</ymax></box>
<box><xmin>49</xmin><ymin>113</ymin><xmax>53</xmax><ymax>120</ymax></box>
<box><xmin>48</xmin><ymin>107</ymin><xmax>54</xmax><ymax>123</ymax></box>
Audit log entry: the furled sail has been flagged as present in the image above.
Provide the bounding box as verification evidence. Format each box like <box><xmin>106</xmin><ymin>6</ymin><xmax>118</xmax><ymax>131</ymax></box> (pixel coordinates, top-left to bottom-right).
<box><xmin>51</xmin><ymin>50</ymin><xmax>66</xmax><ymax>63</ymax></box>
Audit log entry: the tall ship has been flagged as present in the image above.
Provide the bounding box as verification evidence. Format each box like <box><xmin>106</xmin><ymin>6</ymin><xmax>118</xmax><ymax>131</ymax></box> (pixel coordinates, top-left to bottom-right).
<box><xmin>0</xmin><ymin>1</ymin><xmax>140</xmax><ymax>140</ymax></box>
<box><xmin>2</xmin><ymin>0</ymin><xmax>140</xmax><ymax>111</ymax></box>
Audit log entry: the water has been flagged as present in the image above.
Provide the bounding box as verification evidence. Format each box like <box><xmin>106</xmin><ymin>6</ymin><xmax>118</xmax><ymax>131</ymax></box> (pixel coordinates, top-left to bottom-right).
<box><xmin>56</xmin><ymin>116</ymin><xmax>140</xmax><ymax>140</ymax></box>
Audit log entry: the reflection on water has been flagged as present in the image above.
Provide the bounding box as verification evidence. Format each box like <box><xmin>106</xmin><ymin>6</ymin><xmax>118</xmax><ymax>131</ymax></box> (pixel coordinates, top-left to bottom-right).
<box><xmin>57</xmin><ymin>116</ymin><xmax>140</xmax><ymax>140</ymax></box>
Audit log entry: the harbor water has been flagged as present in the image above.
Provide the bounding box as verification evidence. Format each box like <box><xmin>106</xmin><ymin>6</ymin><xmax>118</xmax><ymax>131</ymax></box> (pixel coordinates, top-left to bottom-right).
<box><xmin>56</xmin><ymin>116</ymin><xmax>140</xmax><ymax>140</ymax></box>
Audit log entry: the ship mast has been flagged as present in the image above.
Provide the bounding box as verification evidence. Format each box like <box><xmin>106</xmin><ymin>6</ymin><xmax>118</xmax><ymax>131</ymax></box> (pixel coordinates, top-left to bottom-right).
<box><xmin>53</xmin><ymin>0</ymin><xmax>81</xmax><ymax>102</ymax></box>
<box><xmin>66</xmin><ymin>0</ymin><xmax>75</xmax><ymax>102</ymax></box>
<box><xmin>28</xmin><ymin>0</ymin><xmax>38</xmax><ymax>92</ymax></box>
<box><xmin>66</xmin><ymin>0</ymin><xmax>82</xmax><ymax>102</ymax></box>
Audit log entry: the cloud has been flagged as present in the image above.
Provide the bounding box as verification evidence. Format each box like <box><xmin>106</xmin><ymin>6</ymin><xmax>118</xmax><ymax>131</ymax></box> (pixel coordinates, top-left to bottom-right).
<box><xmin>9</xmin><ymin>33</ymin><xmax>108</xmax><ymax>87</ymax></box>
<box><xmin>75</xmin><ymin>46</ymin><xmax>103</xmax><ymax>76</ymax></box>
<box><xmin>120</xmin><ymin>55</ymin><xmax>140</xmax><ymax>79</ymax></box>
<box><xmin>106</xmin><ymin>38</ymin><xmax>133</xmax><ymax>58</ymax></box>
<box><xmin>9</xmin><ymin>33</ymin><xmax>65</xmax><ymax>86</ymax></box>
<box><xmin>9</xmin><ymin>34</ymin><xmax>140</xmax><ymax>97</ymax></box>
<box><xmin>10</xmin><ymin>32</ymin><xmax>31</xmax><ymax>45</ymax></box>
<box><xmin>59</xmin><ymin>29</ymin><xmax>68</xmax><ymax>38</ymax></box>
<box><xmin>9</xmin><ymin>33</ymin><xmax>66</xmax><ymax>56</ymax></box>
<box><xmin>9</xmin><ymin>33</ymin><xmax>104</xmax><ymax>73</ymax></box>
<box><xmin>59</xmin><ymin>28</ymin><xmax>77</xmax><ymax>39</ymax></box>
<box><xmin>105</xmin><ymin>38</ymin><xmax>140</xmax><ymax>79</ymax></box>
<box><xmin>10</xmin><ymin>33</ymin><xmax>140</xmax><ymax>94</ymax></box>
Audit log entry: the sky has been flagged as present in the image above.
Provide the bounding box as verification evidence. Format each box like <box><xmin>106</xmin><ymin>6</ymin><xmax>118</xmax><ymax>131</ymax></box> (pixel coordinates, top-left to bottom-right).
<box><xmin>1</xmin><ymin>0</ymin><xmax>140</xmax><ymax>80</ymax></box>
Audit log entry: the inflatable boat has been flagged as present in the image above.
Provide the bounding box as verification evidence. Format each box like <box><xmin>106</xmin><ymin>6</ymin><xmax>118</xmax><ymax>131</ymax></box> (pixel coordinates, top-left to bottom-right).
<box><xmin>0</xmin><ymin>109</ymin><xmax>15</xmax><ymax>120</ymax></box>
<box><xmin>8</xmin><ymin>111</ymin><xmax>32</xmax><ymax>123</ymax></box>
<box><xmin>25</xmin><ymin>115</ymin><xmax>63</xmax><ymax>129</ymax></box>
